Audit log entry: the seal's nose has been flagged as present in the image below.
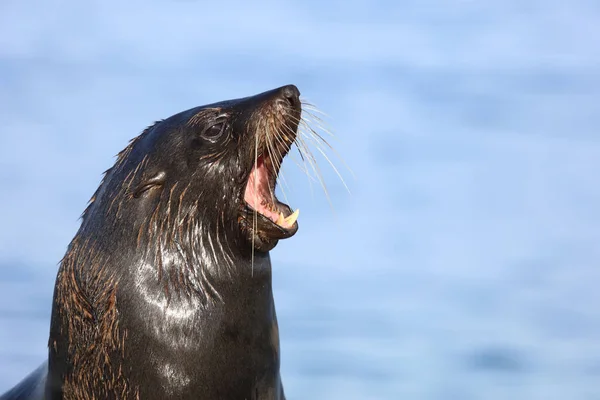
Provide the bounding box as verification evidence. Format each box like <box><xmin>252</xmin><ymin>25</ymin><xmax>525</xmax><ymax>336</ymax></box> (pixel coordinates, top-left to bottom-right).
<box><xmin>280</xmin><ymin>85</ymin><xmax>301</xmax><ymax>107</ymax></box>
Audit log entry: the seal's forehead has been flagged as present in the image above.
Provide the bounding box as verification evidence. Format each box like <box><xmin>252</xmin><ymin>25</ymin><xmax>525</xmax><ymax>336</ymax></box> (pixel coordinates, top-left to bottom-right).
<box><xmin>199</xmin><ymin>96</ymin><xmax>253</xmax><ymax>110</ymax></box>
<box><xmin>186</xmin><ymin>107</ymin><xmax>223</xmax><ymax>128</ymax></box>
<box><xmin>180</xmin><ymin>93</ymin><xmax>262</xmax><ymax>128</ymax></box>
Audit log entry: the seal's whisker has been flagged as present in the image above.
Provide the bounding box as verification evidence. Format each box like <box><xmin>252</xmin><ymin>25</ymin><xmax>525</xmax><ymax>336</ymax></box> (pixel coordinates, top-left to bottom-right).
<box><xmin>268</xmin><ymin>127</ymin><xmax>292</xmax><ymax>206</ymax></box>
<box><xmin>286</xmin><ymin>152</ymin><xmax>319</xmax><ymax>180</ymax></box>
<box><xmin>280</xmin><ymin>117</ymin><xmax>327</xmax><ymax>198</ymax></box>
<box><xmin>279</xmin><ymin>120</ymin><xmax>320</xmax><ymax>195</ymax></box>
<box><xmin>291</xmin><ymin>137</ymin><xmax>317</xmax><ymax>198</ymax></box>
<box><xmin>251</xmin><ymin>117</ymin><xmax>259</xmax><ymax>276</ymax></box>
<box><xmin>299</xmin><ymin>115</ymin><xmax>340</xmax><ymax>148</ymax></box>
<box><xmin>288</xmin><ymin>112</ymin><xmax>332</xmax><ymax>137</ymax></box>
<box><xmin>264</xmin><ymin>125</ymin><xmax>286</xmax><ymax>206</ymax></box>
<box><xmin>264</xmin><ymin>127</ymin><xmax>276</xmax><ymax>203</ymax></box>
<box><xmin>299</xmin><ymin>116</ymin><xmax>355</xmax><ymax>182</ymax></box>
<box><xmin>299</xmin><ymin>130</ymin><xmax>351</xmax><ymax>195</ymax></box>
<box><xmin>296</xmin><ymin>115</ymin><xmax>339</xmax><ymax>152</ymax></box>
<box><xmin>288</xmin><ymin>110</ymin><xmax>339</xmax><ymax>171</ymax></box>
<box><xmin>275</xmin><ymin>168</ymin><xmax>292</xmax><ymax>201</ymax></box>
<box><xmin>285</xmin><ymin>107</ymin><xmax>349</xmax><ymax>205</ymax></box>
<box><xmin>271</xmin><ymin>123</ymin><xmax>291</xmax><ymax>166</ymax></box>
<box><xmin>276</xmin><ymin>121</ymin><xmax>316</xmax><ymax>178</ymax></box>
<box><xmin>298</xmin><ymin>121</ymin><xmax>352</xmax><ymax>190</ymax></box>
<box><xmin>302</xmin><ymin>108</ymin><xmax>329</xmax><ymax>123</ymax></box>
<box><xmin>290</xmin><ymin>114</ymin><xmax>352</xmax><ymax>192</ymax></box>
<box><xmin>294</xmin><ymin>134</ymin><xmax>332</xmax><ymax>206</ymax></box>
<box><xmin>299</xmin><ymin>110</ymin><xmax>336</xmax><ymax>139</ymax></box>
<box><xmin>300</xmin><ymin>99</ymin><xmax>330</xmax><ymax>117</ymax></box>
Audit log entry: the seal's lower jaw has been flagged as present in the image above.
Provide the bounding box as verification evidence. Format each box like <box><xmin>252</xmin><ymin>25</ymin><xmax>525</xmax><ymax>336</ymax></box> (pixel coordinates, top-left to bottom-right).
<box><xmin>239</xmin><ymin>154</ymin><xmax>299</xmax><ymax>252</ymax></box>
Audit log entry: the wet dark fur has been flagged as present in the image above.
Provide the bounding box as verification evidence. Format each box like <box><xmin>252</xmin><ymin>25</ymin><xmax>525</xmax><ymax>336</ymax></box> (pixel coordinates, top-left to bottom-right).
<box><xmin>1</xmin><ymin>85</ymin><xmax>302</xmax><ymax>400</ymax></box>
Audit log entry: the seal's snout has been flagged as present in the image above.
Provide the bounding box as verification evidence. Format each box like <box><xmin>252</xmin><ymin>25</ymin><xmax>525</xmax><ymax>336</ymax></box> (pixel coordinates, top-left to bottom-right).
<box><xmin>279</xmin><ymin>84</ymin><xmax>301</xmax><ymax>107</ymax></box>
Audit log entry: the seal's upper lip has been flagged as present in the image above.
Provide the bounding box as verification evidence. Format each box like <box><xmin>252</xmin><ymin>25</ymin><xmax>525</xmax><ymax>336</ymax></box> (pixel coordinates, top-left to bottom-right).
<box><xmin>243</xmin><ymin>152</ymin><xmax>299</xmax><ymax>232</ymax></box>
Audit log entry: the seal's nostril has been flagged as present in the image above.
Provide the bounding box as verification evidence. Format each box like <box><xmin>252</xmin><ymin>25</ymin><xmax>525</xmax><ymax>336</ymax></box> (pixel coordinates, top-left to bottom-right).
<box><xmin>280</xmin><ymin>85</ymin><xmax>300</xmax><ymax>106</ymax></box>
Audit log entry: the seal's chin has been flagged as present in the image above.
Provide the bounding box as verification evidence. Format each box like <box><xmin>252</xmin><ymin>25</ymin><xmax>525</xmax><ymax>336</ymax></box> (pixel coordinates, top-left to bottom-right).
<box><xmin>240</xmin><ymin>153</ymin><xmax>299</xmax><ymax>252</ymax></box>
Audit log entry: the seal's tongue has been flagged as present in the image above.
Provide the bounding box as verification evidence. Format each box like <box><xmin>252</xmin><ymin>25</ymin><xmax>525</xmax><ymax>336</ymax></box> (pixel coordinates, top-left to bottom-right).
<box><xmin>244</xmin><ymin>156</ymin><xmax>299</xmax><ymax>229</ymax></box>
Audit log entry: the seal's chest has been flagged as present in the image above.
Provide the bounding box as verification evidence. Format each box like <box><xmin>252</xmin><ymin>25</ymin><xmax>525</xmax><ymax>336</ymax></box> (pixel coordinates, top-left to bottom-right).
<box><xmin>121</xmin><ymin>301</ymin><xmax>282</xmax><ymax>399</ymax></box>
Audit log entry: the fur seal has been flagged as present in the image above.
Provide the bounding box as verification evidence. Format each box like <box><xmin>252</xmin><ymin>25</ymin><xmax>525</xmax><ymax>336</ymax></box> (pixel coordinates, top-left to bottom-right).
<box><xmin>1</xmin><ymin>85</ymin><xmax>307</xmax><ymax>399</ymax></box>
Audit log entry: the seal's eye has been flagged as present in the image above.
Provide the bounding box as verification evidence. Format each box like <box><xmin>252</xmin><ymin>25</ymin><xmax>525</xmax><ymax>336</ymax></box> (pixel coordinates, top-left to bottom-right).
<box><xmin>201</xmin><ymin>122</ymin><xmax>226</xmax><ymax>142</ymax></box>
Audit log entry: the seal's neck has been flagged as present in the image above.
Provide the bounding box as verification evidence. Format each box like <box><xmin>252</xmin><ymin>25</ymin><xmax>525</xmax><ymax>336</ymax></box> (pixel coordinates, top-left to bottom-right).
<box><xmin>130</xmin><ymin>221</ymin><xmax>274</xmax><ymax>305</ymax></box>
<box><xmin>77</xmin><ymin>199</ymin><xmax>269</xmax><ymax>305</ymax></box>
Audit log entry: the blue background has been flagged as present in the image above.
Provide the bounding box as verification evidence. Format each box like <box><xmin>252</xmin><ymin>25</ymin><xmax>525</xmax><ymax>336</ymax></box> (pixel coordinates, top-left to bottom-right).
<box><xmin>1</xmin><ymin>1</ymin><xmax>600</xmax><ymax>398</ymax></box>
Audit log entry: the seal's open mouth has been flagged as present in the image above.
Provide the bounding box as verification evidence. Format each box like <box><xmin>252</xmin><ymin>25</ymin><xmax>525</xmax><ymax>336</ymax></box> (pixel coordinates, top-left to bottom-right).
<box><xmin>243</xmin><ymin>152</ymin><xmax>299</xmax><ymax>232</ymax></box>
<box><xmin>235</xmin><ymin>84</ymin><xmax>302</xmax><ymax>251</ymax></box>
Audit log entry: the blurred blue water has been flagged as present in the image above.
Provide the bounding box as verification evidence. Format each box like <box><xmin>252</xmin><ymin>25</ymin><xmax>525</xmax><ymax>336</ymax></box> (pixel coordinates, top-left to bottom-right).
<box><xmin>1</xmin><ymin>1</ymin><xmax>600</xmax><ymax>398</ymax></box>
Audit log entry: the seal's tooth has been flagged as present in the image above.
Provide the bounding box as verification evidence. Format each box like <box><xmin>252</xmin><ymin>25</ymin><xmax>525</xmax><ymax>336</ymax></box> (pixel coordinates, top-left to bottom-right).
<box><xmin>275</xmin><ymin>212</ymin><xmax>285</xmax><ymax>226</ymax></box>
<box><xmin>283</xmin><ymin>209</ymin><xmax>299</xmax><ymax>226</ymax></box>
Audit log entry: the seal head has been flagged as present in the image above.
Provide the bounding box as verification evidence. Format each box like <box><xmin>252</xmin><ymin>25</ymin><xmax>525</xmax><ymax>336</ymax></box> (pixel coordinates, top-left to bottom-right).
<box><xmin>91</xmin><ymin>84</ymin><xmax>302</xmax><ymax>257</ymax></box>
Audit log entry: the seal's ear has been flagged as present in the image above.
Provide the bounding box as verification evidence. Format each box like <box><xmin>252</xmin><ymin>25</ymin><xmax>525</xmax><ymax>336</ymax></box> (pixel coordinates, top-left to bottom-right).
<box><xmin>131</xmin><ymin>171</ymin><xmax>166</xmax><ymax>198</ymax></box>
